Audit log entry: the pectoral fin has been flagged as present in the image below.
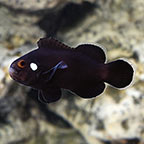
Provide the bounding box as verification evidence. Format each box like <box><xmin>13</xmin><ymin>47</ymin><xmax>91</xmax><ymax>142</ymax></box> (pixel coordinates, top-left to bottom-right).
<box><xmin>38</xmin><ymin>87</ymin><xmax>61</xmax><ymax>103</ymax></box>
<box><xmin>42</xmin><ymin>61</ymin><xmax>68</xmax><ymax>82</ymax></box>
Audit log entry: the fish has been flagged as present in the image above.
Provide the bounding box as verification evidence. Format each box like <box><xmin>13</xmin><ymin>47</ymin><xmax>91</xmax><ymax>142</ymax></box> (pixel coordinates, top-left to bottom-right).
<box><xmin>9</xmin><ymin>37</ymin><xmax>134</xmax><ymax>103</ymax></box>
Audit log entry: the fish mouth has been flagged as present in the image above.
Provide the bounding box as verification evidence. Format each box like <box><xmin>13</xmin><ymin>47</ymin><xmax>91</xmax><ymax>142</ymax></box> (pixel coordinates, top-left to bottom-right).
<box><xmin>9</xmin><ymin>66</ymin><xmax>31</xmax><ymax>85</ymax></box>
<box><xmin>9</xmin><ymin>67</ymin><xmax>20</xmax><ymax>81</ymax></box>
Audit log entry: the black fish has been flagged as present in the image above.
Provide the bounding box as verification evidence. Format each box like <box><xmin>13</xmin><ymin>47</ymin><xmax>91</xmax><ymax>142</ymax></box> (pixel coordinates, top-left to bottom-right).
<box><xmin>9</xmin><ymin>37</ymin><xmax>134</xmax><ymax>103</ymax></box>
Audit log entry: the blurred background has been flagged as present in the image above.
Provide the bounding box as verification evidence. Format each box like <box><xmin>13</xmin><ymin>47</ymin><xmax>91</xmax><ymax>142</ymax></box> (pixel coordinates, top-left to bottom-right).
<box><xmin>0</xmin><ymin>0</ymin><xmax>144</xmax><ymax>144</ymax></box>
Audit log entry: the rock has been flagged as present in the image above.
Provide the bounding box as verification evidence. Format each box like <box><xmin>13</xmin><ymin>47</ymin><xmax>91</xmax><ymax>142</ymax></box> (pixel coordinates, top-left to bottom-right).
<box><xmin>0</xmin><ymin>7</ymin><xmax>44</xmax><ymax>49</ymax></box>
<box><xmin>0</xmin><ymin>0</ymin><xmax>144</xmax><ymax>144</ymax></box>
<box><xmin>54</xmin><ymin>0</ymin><xmax>144</xmax><ymax>143</ymax></box>
<box><xmin>0</xmin><ymin>0</ymin><xmax>95</xmax><ymax>11</ymax></box>
<box><xmin>0</xmin><ymin>86</ymin><xmax>87</xmax><ymax>144</ymax></box>
<box><xmin>0</xmin><ymin>0</ymin><xmax>96</xmax><ymax>49</ymax></box>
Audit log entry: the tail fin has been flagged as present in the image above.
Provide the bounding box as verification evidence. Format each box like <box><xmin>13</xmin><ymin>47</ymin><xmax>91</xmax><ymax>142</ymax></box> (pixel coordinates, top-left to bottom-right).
<box><xmin>104</xmin><ymin>60</ymin><xmax>134</xmax><ymax>88</ymax></box>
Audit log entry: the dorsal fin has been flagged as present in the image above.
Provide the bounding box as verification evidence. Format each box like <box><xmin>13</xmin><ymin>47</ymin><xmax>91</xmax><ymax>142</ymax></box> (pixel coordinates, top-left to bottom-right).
<box><xmin>37</xmin><ymin>37</ymin><xmax>70</xmax><ymax>50</ymax></box>
<box><xmin>75</xmin><ymin>44</ymin><xmax>106</xmax><ymax>63</ymax></box>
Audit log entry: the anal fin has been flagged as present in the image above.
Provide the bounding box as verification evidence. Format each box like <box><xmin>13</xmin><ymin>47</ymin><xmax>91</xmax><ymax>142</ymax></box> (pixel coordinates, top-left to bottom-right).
<box><xmin>73</xmin><ymin>83</ymin><xmax>105</xmax><ymax>98</ymax></box>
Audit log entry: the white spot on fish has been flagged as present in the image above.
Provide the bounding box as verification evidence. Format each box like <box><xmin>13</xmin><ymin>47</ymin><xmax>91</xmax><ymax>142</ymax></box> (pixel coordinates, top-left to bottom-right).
<box><xmin>30</xmin><ymin>63</ymin><xmax>38</xmax><ymax>71</ymax></box>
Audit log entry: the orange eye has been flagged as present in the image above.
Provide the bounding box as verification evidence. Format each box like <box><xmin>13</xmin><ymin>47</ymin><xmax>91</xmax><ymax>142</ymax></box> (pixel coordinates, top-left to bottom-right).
<box><xmin>17</xmin><ymin>60</ymin><xmax>26</xmax><ymax>68</ymax></box>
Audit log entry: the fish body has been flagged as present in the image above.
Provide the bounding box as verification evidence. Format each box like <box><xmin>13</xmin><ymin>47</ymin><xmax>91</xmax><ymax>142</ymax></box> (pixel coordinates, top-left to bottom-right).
<box><xmin>9</xmin><ymin>37</ymin><xmax>134</xmax><ymax>103</ymax></box>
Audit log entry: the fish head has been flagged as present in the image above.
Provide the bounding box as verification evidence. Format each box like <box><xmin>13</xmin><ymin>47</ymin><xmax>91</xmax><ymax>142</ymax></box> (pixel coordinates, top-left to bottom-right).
<box><xmin>9</xmin><ymin>49</ymin><xmax>43</xmax><ymax>87</ymax></box>
<box><xmin>9</xmin><ymin>37</ymin><xmax>69</xmax><ymax>88</ymax></box>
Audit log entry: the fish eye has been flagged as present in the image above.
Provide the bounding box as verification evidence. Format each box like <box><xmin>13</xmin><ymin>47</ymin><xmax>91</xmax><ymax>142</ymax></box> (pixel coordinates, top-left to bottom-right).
<box><xmin>17</xmin><ymin>60</ymin><xmax>26</xmax><ymax>68</ymax></box>
<box><xmin>30</xmin><ymin>63</ymin><xmax>38</xmax><ymax>71</ymax></box>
